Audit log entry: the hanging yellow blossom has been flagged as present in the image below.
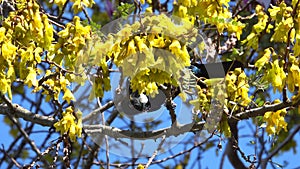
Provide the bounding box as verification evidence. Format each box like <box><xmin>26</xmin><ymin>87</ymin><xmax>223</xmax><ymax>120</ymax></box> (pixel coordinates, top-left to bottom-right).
<box><xmin>24</xmin><ymin>67</ymin><xmax>38</xmax><ymax>88</ymax></box>
<box><xmin>63</xmin><ymin>88</ymin><xmax>76</xmax><ymax>104</ymax></box>
<box><xmin>263</xmin><ymin>100</ymin><xmax>287</xmax><ymax>135</ymax></box>
<box><xmin>54</xmin><ymin>107</ymin><xmax>82</xmax><ymax>142</ymax></box>
<box><xmin>255</xmin><ymin>48</ymin><xmax>272</xmax><ymax>71</ymax></box>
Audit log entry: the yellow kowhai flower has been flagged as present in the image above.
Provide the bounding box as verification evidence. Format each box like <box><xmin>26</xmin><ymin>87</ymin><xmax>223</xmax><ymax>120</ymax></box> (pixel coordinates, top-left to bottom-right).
<box><xmin>151</xmin><ymin>36</ymin><xmax>165</xmax><ymax>48</ymax></box>
<box><xmin>227</xmin><ymin>21</ymin><xmax>245</xmax><ymax>40</ymax></box>
<box><xmin>146</xmin><ymin>82</ymin><xmax>158</xmax><ymax>97</ymax></box>
<box><xmin>178</xmin><ymin>45</ymin><xmax>190</xmax><ymax>66</ymax></box>
<box><xmin>72</xmin><ymin>0</ymin><xmax>95</xmax><ymax>14</ymax></box>
<box><xmin>225</xmin><ymin>73</ymin><xmax>237</xmax><ymax>93</ymax></box>
<box><xmin>169</xmin><ymin>39</ymin><xmax>181</xmax><ymax>56</ymax></box>
<box><xmin>127</xmin><ymin>39</ymin><xmax>136</xmax><ymax>56</ymax></box>
<box><xmin>268</xmin><ymin>60</ymin><xmax>286</xmax><ymax>93</ymax></box>
<box><xmin>0</xmin><ymin>27</ymin><xmax>6</xmax><ymax>43</ymax></box>
<box><xmin>268</xmin><ymin>5</ymin><xmax>280</xmax><ymax>19</ymax></box>
<box><xmin>255</xmin><ymin>48</ymin><xmax>272</xmax><ymax>71</ymax></box>
<box><xmin>137</xmin><ymin>164</ymin><xmax>144</xmax><ymax>169</ymax></box>
<box><xmin>134</xmin><ymin>36</ymin><xmax>148</xmax><ymax>53</ymax></box>
<box><xmin>0</xmin><ymin>74</ymin><xmax>11</xmax><ymax>95</ymax></box>
<box><xmin>63</xmin><ymin>88</ymin><xmax>76</xmax><ymax>104</ymax></box>
<box><xmin>178</xmin><ymin>5</ymin><xmax>188</xmax><ymax>18</ymax></box>
<box><xmin>60</xmin><ymin>76</ymin><xmax>70</xmax><ymax>91</ymax></box>
<box><xmin>287</xmin><ymin>61</ymin><xmax>300</xmax><ymax>92</ymax></box>
<box><xmin>2</xmin><ymin>41</ymin><xmax>18</xmax><ymax>61</ymax></box>
<box><xmin>271</xmin><ymin>17</ymin><xmax>294</xmax><ymax>42</ymax></box>
<box><xmin>24</xmin><ymin>67</ymin><xmax>38</xmax><ymax>88</ymax></box>
<box><xmin>263</xmin><ymin>100</ymin><xmax>287</xmax><ymax>135</ymax></box>
<box><xmin>54</xmin><ymin>107</ymin><xmax>82</xmax><ymax>142</ymax></box>
<box><xmin>225</xmin><ymin>69</ymin><xmax>251</xmax><ymax>109</ymax></box>
<box><xmin>190</xmin><ymin>85</ymin><xmax>211</xmax><ymax>113</ymax></box>
<box><xmin>242</xmin><ymin>32</ymin><xmax>259</xmax><ymax>49</ymax></box>
<box><xmin>53</xmin><ymin>0</ymin><xmax>68</xmax><ymax>8</ymax></box>
<box><xmin>145</xmin><ymin>7</ymin><xmax>153</xmax><ymax>13</ymax></box>
<box><xmin>294</xmin><ymin>34</ymin><xmax>300</xmax><ymax>56</ymax></box>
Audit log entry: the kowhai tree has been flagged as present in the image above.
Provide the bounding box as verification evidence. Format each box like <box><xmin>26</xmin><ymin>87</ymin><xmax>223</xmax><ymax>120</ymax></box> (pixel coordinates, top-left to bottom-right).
<box><xmin>0</xmin><ymin>0</ymin><xmax>300</xmax><ymax>169</ymax></box>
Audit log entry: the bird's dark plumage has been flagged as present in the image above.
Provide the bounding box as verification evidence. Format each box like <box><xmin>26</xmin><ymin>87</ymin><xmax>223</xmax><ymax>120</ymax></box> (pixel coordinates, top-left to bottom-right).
<box><xmin>189</xmin><ymin>60</ymin><xmax>244</xmax><ymax>79</ymax></box>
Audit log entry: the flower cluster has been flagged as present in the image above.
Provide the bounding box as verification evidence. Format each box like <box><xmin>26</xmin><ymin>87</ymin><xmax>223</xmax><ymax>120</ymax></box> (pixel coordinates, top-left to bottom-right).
<box><xmin>242</xmin><ymin>5</ymin><xmax>273</xmax><ymax>49</ymax></box>
<box><xmin>0</xmin><ymin>0</ymin><xmax>96</xmax><ymax>141</ymax></box>
<box><xmin>53</xmin><ymin>0</ymin><xmax>95</xmax><ymax>13</ymax></box>
<box><xmin>54</xmin><ymin>107</ymin><xmax>82</xmax><ymax>142</ymax></box>
<box><xmin>263</xmin><ymin>100</ymin><xmax>288</xmax><ymax>135</ymax></box>
<box><xmin>173</xmin><ymin>0</ymin><xmax>245</xmax><ymax>39</ymax></box>
<box><xmin>225</xmin><ymin>68</ymin><xmax>251</xmax><ymax>110</ymax></box>
<box><xmin>269</xmin><ymin>2</ymin><xmax>294</xmax><ymax>43</ymax></box>
<box><xmin>190</xmin><ymin>85</ymin><xmax>212</xmax><ymax>113</ymax></box>
<box><xmin>0</xmin><ymin>0</ymin><xmax>54</xmax><ymax>99</ymax></box>
<box><xmin>287</xmin><ymin>55</ymin><xmax>300</xmax><ymax>92</ymax></box>
<box><xmin>255</xmin><ymin>48</ymin><xmax>287</xmax><ymax>93</ymax></box>
<box><xmin>52</xmin><ymin>16</ymin><xmax>91</xmax><ymax>71</ymax></box>
<box><xmin>91</xmin><ymin>14</ymin><xmax>198</xmax><ymax>97</ymax></box>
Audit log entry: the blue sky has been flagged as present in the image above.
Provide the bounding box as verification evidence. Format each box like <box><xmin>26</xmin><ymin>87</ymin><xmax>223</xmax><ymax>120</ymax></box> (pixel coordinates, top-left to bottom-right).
<box><xmin>1</xmin><ymin>87</ymin><xmax>300</xmax><ymax>169</ymax></box>
<box><xmin>1</xmin><ymin>1</ymin><xmax>300</xmax><ymax>169</ymax></box>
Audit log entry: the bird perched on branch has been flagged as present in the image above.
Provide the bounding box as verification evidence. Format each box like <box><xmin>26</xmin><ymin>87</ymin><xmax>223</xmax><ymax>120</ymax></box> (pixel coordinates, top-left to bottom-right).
<box><xmin>117</xmin><ymin>61</ymin><xmax>244</xmax><ymax>115</ymax></box>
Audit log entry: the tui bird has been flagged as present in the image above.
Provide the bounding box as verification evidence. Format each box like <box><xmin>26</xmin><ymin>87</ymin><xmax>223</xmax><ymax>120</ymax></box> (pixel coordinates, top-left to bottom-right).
<box><xmin>122</xmin><ymin>61</ymin><xmax>244</xmax><ymax>114</ymax></box>
<box><xmin>173</xmin><ymin>60</ymin><xmax>244</xmax><ymax>97</ymax></box>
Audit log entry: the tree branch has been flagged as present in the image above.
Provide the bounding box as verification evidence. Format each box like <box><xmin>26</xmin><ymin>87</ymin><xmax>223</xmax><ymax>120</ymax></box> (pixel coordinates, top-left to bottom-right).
<box><xmin>95</xmin><ymin>134</ymin><xmax>215</xmax><ymax>167</ymax></box>
<box><xmin>144</xmin><ymin>135</ymin><xmax>166</xmax><ymax>169</ymax></box>
<box><xmin>226</xmin><ymin>121</ymin><xmax>248</xmax><ymax>169</ymax></box>
<box><xmin>234</xmin><ymin>99</ymin><xmax>300</xmax><ymax>120</ymax></box>
<box><xmin>0</xmin><ymin>103</ymin><xmax>57</xmax><ymax>126</ymax></box>
<box><xmin>2</xmin><ymin>97</ymin><xmax>299</xmax><ymax>142</ymax></box>
<box><xmin>0</xmin><ymin>145</ymin><xmax>22</xmax><ymax>169</ymax></box>
<box><xmin>83</xmin><ymin>121</ymin><xmax>205</xmax><ymax>140</ymax></box>
<box><xmin>261</xmin><ymin>125</ymin><xmax>300</xmax><ymax>169</ymax></box>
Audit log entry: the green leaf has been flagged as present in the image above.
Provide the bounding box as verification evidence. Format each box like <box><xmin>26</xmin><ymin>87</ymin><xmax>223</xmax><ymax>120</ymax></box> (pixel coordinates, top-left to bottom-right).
<box><xmin>113</xmin><ymin>2</ymin><xmax>134</xmax><ymax>17</ymax></box>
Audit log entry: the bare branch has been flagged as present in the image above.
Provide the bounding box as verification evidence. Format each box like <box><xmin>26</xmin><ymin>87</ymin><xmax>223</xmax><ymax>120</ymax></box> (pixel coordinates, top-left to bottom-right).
<box><xmin>96</xmin><ymin>134</ymin><xmax>215</xmax><ymax>167</ymax></box>
<box><xmin>0</xmin><ymin>103</ymin><xmax>56</xmax><ymax>126</ymax></box>
<box><xmin>83</xmin><ymin>121</ymin><xmax>205</xmax><ymax>140</ymax></box>
<box><xmin>82</xmin><ymin>101</ymin><xmax>114</xmax><ymax>123</ymax></box>
<box><xmin>261</xmin><ymin>125</ymin><xmax>300</xmax><ymax>169</ymax></box>
<box><xmin>145</xmin><ymin>135</ymin><xmax>166</xmax><ymax>169</ymax></box>
<box><xmin>0</xmin><ymin>145</ymin><xmax>22</xmax><ymax>169</ymax></box>
<box><xmin>1</xmin><ymin>96</ymin><xmax>42</xmax><ymax>155</ymax></box>
<box><xmin>82</xmin><ymin>6</ymin><xmax>92</xmax><ymax>23</ymax></box>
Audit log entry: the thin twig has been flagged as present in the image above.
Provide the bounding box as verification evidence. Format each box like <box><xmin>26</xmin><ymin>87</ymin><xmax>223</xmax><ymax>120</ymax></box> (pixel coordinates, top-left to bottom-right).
<box><xmin>234</xmin><ymin>99</ymin><xmax>300</xmax><ymax>120</ymax></box>
<box><xmin>0</xmin><ymin>145</ymin><xmax>22</xmax><ymax>169</ymax></box>
<box><xmin>233</xmin><ymin>0</ymin><xmax>255</xmax><ymax>17</ymax></box>
<box><xmin>0</xmin><ymin>102</ymin><xmax>57</xmax><ymax>126</ymax></box>
<box><xmin>261</xmin><ymin>125</ymin><xmax>300</xmax><ymax>169</ymax></box>
<box><xmin>1</xmin><ymin>96</ymin><xmax>42</xmax><ymax>156</ymax></box>
<box><xmin>96</xmin><ymin>135</ymin><xmax>216</xmax><ymax>167</ymax></box>
<box><xmin>97</xmin><ymin>98</ymin><xmax>110</xmax><ymax>169</ymax></box>
<box><xmin>42</xmin><ymin>59</ymin><xmax>82</xmax><ymax>76</ymax></box>
<box><xmin>57</xmin><ymin>0</ymin><xmax>69</xmax><ymax>20</ymax></box>
<box><xmin>82</xmin><ymin>6</ymin><xmax>92</xmax><ymax>23</ymax></box>
<box><xmin>84</xmin><ymin>121</ymin><xmax>205</xmax><ymax>140</ymax></box>
<box><xmin>144</xmin><ymin>135</ymin><xmax>166</xmax><ymax>169</ymax></box>
<box><xmin>82</xmin><ymin>101</ymin><xmax>114</xmax><ymax>122</ymax></box>
<box><xmin>0</xmin><ymin>95</ymin><xmax>51</xmax><ymax>167</ymax></box>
